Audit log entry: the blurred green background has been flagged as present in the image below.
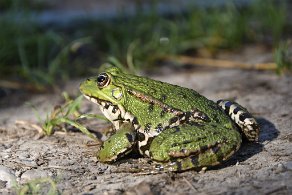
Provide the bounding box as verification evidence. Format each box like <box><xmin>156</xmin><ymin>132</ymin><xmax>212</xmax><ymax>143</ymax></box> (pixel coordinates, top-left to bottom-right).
<box><xmin>0</xmin><ymin>0</ymin><xmax>291</xmax><ymax>89</ymax></box>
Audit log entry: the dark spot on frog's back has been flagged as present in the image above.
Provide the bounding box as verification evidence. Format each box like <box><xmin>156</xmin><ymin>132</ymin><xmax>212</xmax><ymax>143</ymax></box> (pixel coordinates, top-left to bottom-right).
<box><xmin>168</xmin><ymin>126</ymin><xmax>181</xmax><ymax>134</ymax></box>
<box><xmin>132</xmin><ymin>117</ymin><xmax>138</xmax><ymax>125</ymax></box>
<box><xmin>185</xmin><ymin>111</ymin><xmax>192</xmax><ymax>119</ymax></box>
<box><xmin>149</xmin><ymin>88</ymin><xmax>156</xmax><ymax>94</ymax></box>
<box><xmin>182</xmin><ymin>140</ymin><xmax>192</xmax><ymax>145</ymax></box>
<box><xmin>190</xmin><ymin>156</ymin><xmax>199</xmax><ymax>166</ymax></box>
<box><xmin>210</xmin><ymin>144</ymin><xmax>221</xmax><ymax>154</ymax></box>
<box><xmin>199</xmin><ymin>145</ymin><xmax>209</xmax><ymax>152</ymax></box>
<box><xmin>211</xmin><ymin>124</ymin><xmax>217</xmax><ymax>128</ymax></box>
<box><xmin>156</xmin><ymin>123</ymin><xmax>164</xmax><ymax>133</ymax></box>
<box><xmin>176</xmin><ymin>161</ymin><xmax>183</xmax><ymax>172</ymax></box>
<box><xmin>126</xmin><ymin>133</ymin><xmax>135</xmax><ymax>143</ymax></box>
<box><xmin>179</xmin><ymin>92</ymin><xmax>187</xmax><ymax>99</ymax></box>
<box><xmin>148</xmin><ymin>102</ymin><xmax>154</xmax><ymax>112</ymax></box>
<box><xmin>214</xmin><ymin>144</ymin><xmax>227</xmax><ymax>162</ymax></box>
<box><xmin>137</xmin><ymin>132</ymin><xmax>146</xmax><ymax>142</ymax></box>
<box><xmin>209</xmin><ymin>103</ymin><xmax>220</xmax><ymax>111</ymax></box>
<box><xmin>191</xmin><ymin>91</ymin><xmax>201</xmax><ymax>97</ymax></box>
<box><xmin>160</xmin><ymin>109</ymin><xmax>166</xmax><ymax>117</ymax></box>
<box><xmin>213</xmin><ymin>116</ymin><xmax>219</xmax><ymax>123</ymax></box>
<box><xmin>169</xmin><ymin>117</ymin><xmax>179</xmax><ymax>125</ymax></box>
<box><xmin>161</xmin><ymin>94</ymin><xmax>167</xmax><ymax>102</ymax></box>
<box><xmin>188</xmin><ymin>121</ymin><xmax>203</xmax><ymax>127</ymax></box>
<box><xmin>171</xmin><ymin>143</ymin><xmax>179</xmax><ymax>147</ymax></box>
<box><xmin>145</xmin><ymin>123</ymin><xmax>151</xmax><ymax>132</ymax></box>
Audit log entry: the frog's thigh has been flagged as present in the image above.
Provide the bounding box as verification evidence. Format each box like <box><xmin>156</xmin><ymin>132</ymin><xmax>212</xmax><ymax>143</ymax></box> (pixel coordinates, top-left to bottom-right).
<box><xmin>149</xmin><ymin>124</ymin><xmax>241</xmax><ymax>171</ymax></box>
<box><xmin>98</xmin><ymin>123</ymin><xmax>136</xmax><ymax>163</ymax></box>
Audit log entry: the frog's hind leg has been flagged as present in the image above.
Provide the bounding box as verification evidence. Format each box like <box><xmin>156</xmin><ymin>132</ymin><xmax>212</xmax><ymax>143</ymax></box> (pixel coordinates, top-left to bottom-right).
<box><xmin>148</xmin><ymin>124</ymin><xmax>242</xmax><ymax>172</ymax></box>
<box><xmin>217</xmin><ymin>100</ymin><xmax>259</xmax><ymax>142</ymax></box>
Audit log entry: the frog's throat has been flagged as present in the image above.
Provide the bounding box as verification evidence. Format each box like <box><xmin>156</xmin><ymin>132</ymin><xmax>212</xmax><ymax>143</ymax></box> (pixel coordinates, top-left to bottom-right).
<box><xmin>83</xmin><ymin>95</ymin><xmax>136</xmax><ymax>130</ymax></box>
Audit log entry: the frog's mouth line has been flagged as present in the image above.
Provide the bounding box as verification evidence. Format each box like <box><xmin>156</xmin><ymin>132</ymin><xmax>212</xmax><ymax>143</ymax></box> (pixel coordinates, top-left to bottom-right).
<box><xmin>83</xmin><ymin>94</ymin><xmax>111</xmax><ymax>107</ymax></box>
<box><xmin>83</xmin><ymin>95</ymin><xmax>136</xmax><ymax>129</ymax></box>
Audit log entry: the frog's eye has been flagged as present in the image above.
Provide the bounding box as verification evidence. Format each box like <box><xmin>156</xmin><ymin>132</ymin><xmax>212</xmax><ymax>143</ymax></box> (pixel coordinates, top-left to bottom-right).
<box><xmin>97</xmin><ymin>73</ymin><xmax>110</xmax><ymax>88</ymax></box>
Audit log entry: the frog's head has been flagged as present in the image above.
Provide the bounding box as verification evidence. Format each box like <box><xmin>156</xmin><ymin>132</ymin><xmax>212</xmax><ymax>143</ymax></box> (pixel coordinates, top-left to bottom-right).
<box><xmin>80</xmin><ymin>67</ymin><xmax>130</xmax><ymax>123</ymax></box>
<box><xmin>80</xmin><ymin>67</ymin><xmax>126</xmax><ymax>104</ymax></box>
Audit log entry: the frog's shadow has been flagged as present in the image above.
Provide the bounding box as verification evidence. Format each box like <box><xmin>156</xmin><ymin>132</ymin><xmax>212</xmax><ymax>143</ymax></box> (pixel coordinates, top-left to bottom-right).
<box><xmin>215</xmin><ymin>117</ymin><xmax>279</xmax><ymax>169</ymax></box>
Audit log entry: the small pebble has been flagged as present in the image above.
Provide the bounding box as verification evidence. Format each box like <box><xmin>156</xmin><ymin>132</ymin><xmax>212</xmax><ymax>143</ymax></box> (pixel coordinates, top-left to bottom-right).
<box><xmin>0</xmin><ymin>180</ymin><xmax>7</xmax><ymax>189</ymax></box>
<box><xmin>274</xmin><ymin>163</ymin><xmax>286</xmax><ymax>173</ymax></box>
<box><xmin>21</xmin><ymin>169</ymin><xmax>51</xmax><ymax>182</ymax></box>
<box><xmin>84</xmin><ymin>184</ymin><xmax>96</xmax><ymax>192</ymax></box>
<box><xmin>284</xmin><ymin>161</ymin><xmax>292</xmax><ymax>171</ymax></box>
<box><xmin>0</xmin><ymin>166</ymin><xmax>16</xmax><ymax>188</ymax></box>
<box><xmin>17</xmin><ymin>152</ymin><xmax>38</xmax><ymax>167</ymax></box>
<box><xmin>124</xmin><ymin>181</ymin><xmax>153</xmax><ymax>195</ymax></box>
<box><xmin>88</xmin><ymin>175</ymin><xmax>97</xmax><ymax>180</ymax></box>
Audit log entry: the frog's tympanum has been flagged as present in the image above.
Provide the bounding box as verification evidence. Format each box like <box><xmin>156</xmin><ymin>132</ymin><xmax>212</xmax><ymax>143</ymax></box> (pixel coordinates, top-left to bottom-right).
<box><xmin>80</xmin><ymin>67</ymin><xmax>259</xmax><ymax>172</ymax></box>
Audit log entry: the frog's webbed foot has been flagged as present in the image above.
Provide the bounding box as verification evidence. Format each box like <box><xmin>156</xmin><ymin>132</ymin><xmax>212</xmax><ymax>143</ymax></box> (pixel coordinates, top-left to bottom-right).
<box><xmin>217</xmin><ymin>100</ymin><xmax>260</xmax><ymax>142</ymax></box>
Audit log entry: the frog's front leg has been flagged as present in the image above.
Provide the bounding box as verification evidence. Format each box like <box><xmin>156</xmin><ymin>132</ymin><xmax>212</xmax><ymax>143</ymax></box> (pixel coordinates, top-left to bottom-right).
<box><xmin>98</xmin><ymin>123</ymin><xmax>136</xmax><ymax>162</ymax></box>
<box><xmin>148</xmin><ymin>124</ymin><xmax>242</xmax><ymax>172</ymax></box>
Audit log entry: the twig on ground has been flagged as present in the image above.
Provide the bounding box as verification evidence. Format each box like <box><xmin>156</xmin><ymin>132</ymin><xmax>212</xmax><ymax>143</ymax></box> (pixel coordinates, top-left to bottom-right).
<box><xmin>15</xmin><ymin>120</ymin><xmax>44</xmax><ymax>134</ymax></box>
<box><xmin>163</xmin><ymin>55</ymin><xmax>277</xmax><ymax>70</ymax></box>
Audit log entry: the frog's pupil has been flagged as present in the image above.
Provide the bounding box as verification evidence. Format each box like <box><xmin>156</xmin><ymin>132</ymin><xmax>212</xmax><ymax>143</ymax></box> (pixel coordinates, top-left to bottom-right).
<box><xmin>98</xmin><ymin>75</ymin><xmax>106</xmax><ymax>82</ymax></box>
<box><xmin>97</xmin><ymin>73</ymin><xmax>109</xmax><ymax>87</ymax></box>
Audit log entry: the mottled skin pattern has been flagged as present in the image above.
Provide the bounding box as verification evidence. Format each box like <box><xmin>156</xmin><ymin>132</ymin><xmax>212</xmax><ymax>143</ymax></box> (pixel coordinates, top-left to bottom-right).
<box><xmin>80</xmin><ymin>67</ymin><xmax>259</xmax><ymax>172</ymax></box>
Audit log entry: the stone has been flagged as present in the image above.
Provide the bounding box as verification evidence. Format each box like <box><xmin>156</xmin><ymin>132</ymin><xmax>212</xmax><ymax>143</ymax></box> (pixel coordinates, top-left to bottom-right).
<box><xmin>0</xmin><ymin>166</ymin><xmax>16</xmax><ymax>188</ymax></box>
<box><xmin>21</xmin><ymin>169</ymin><xmax>51</xmax><ymax>183</ymax></box>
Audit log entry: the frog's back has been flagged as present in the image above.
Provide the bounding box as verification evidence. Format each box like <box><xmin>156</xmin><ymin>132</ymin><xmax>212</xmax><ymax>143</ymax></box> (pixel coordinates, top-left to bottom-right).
<box><xmin>112</xmin><ymin>69</ymin><xmax>259</xmax><ymax>141</ymax></box>
<box><xmin>110</xmin><ymin>69</ymin><xmax>233</xmax><ymax>129</ymax></box>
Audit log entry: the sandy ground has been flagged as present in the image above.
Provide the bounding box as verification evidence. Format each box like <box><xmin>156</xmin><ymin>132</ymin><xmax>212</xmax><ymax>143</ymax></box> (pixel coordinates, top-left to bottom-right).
<box><xmin>0</xmin><ymin>66</ymin><xmax>292</xmax><ymax>194</ymax></box>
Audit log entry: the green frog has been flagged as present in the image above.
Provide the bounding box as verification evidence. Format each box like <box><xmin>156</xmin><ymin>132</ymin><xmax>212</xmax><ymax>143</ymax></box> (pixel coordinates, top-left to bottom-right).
<box><xmin>79</xmin><ymin>66</ymin><xmax>259</xmax><ymax>172</ymax></box>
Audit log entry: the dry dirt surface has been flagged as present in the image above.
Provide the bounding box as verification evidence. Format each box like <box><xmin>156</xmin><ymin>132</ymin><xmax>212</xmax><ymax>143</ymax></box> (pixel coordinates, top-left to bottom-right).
<box><xmin>0</xmin><ymin>68</ymin><xmax>292</xmax><ymax>194</ymax></box>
